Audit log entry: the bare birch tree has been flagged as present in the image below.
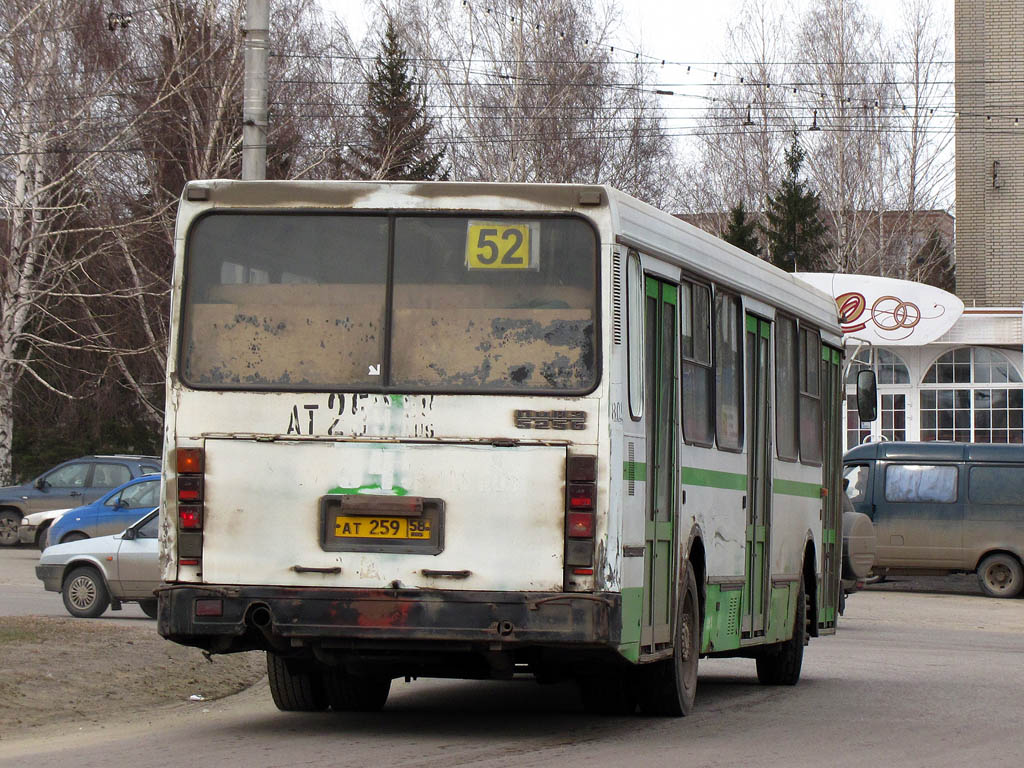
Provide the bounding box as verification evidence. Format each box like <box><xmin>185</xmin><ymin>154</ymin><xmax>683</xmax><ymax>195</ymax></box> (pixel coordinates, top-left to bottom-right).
<box><xmin>398</xmin><ymin>0</ymin><xmax>680</xmax><ymax>206</ymax></box>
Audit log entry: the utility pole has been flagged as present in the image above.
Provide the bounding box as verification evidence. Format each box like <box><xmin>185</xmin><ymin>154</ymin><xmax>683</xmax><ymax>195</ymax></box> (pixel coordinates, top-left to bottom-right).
<box><xmin>242</xmin><ymin>0</ymin><xmax>269</xmax><ymax>180</ymax></box>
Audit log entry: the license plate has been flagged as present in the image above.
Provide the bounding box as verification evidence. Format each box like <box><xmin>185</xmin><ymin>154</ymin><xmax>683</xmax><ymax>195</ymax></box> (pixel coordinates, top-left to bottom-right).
<box><xmin>333</xmin><ymin>515</ymin><xmax>431</xmax><ymax>540</ymax></box>
<box><xmin>319</xmin><ymin>496</ymin><xmax>444</xmax><ymax>554</ymax></box>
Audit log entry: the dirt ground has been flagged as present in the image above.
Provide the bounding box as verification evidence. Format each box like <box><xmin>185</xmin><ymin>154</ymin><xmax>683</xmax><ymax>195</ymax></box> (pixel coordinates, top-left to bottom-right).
<box><xmin>0</xmin><ymin>616</ymin><xmax>265</xmax><ymax>740</ymax></box>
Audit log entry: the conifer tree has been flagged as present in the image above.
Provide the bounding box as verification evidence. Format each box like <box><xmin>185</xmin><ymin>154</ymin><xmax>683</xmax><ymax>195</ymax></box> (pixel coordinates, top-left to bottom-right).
<box><xmin>761</xmin><ymin>136</ymin><xmax>828</xmax><ymax>272</ymax></box>
<box><xmin>722</xmin><ymin>201</ymin><xmax>761</xmax><ymax>257</ymax></box>
<box><xmin>347</xmin><ymin>18</ymin><xmax>446</xmax><ymax>180</ymax></box>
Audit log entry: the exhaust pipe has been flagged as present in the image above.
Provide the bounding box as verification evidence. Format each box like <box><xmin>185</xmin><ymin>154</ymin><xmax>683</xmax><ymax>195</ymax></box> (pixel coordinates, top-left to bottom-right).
<box><xmin>246</xmin><ymin>605</ymin><xmax>288</xmax><ymax>651</ymax></box>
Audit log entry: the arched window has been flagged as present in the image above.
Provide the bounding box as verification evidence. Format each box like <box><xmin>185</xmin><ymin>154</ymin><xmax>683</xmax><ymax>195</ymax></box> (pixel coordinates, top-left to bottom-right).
<box><xmin>845</xmin><ymin>348</ymin><xmax>910</xmax><ymax>448</ymax></box>
<box><xmin>846</xmin><ymin>348</ymin><xmax>910</xmax><ymax>385</ymax></box>
<box><xmin>921</xmin><ymin>348</ymin><xmax>1024</xmax><ymax>443</ymax></box>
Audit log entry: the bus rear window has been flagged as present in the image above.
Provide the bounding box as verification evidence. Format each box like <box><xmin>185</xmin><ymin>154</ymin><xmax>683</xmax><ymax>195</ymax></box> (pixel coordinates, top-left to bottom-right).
<box><xmin>181</xmin><ymin>213</ymin><xmax>598</xmax><ymax>393</ymax></box>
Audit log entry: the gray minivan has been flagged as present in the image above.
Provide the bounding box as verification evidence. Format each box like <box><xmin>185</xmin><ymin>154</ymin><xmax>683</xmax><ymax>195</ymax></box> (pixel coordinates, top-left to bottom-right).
<box><xmin>843</xmin><ymin>441</ymin><xmax>1024</xmax><ymax>598</ymax></box>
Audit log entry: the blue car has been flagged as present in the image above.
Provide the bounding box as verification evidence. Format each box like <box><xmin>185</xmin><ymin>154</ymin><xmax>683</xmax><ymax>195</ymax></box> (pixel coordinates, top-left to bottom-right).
<box><xmin>46</xmin><ymin>474</ymin><xmax>160</xmax><ymax>547</ymax></box>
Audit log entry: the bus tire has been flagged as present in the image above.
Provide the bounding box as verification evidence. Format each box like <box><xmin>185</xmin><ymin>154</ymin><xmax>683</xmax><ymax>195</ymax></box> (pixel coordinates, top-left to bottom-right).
<box><xmin>977</xmin><ymin>553</ymin><xmax>1024</xmax><ymax>598</ymax></box>
<box><xmin>266</xmin><ymin>652</ymin><xmax>328</xmax><ymax>712</ymax></box>
<box><xmin>325</xmin><ymin>670</ymin><xmax>391</xmax><ymax>712</ymax></box>
<box><xmin>756</xmin><ymin>577</ymin><xmax>807</xmax><ymax>686</ymax></box>
<box><xmin>637</xmin><ymin>560</ymin><xmax>700</xmax><ymax>716</ymax></box>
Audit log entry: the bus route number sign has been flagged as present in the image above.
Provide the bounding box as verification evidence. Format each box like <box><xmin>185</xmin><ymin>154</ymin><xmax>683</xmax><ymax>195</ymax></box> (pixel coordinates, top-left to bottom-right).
<box><xmin>465</xmin><ymin>221</ymin><xmax>536</xmax><ymax>270</ymax></box>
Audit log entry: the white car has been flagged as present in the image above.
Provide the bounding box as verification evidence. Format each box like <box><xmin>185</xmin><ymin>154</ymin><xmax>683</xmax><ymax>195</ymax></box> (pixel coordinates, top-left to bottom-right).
<box><xmin>35</xmin><ymin>508</ymin><xmax>159</xmax><ymax>618</ymax></box>
<box><xmin>18</xmin><ymin>507</ymin><xmax>71</xmax><ymax>549</ymax></box>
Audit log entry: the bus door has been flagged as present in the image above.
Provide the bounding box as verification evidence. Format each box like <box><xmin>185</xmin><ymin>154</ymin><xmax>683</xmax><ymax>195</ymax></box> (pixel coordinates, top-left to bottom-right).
<box><xmin>819</xmin><ymin>347</ymin><xmax>842</xmax><ymax>628</ymax></box>
<box><xmin>743</xmin><ymin>314</ymin><xmax>771</xmax><ymax>637</ymax></box>
<box><xmin>642</xmin><ymin>276</ymin><xmax>677</xmax><ymax>650</ymax></box>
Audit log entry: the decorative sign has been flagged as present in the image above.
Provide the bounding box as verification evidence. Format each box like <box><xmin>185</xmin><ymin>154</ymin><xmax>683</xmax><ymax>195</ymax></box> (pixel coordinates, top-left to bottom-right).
<box><xmin>794</xmin><ymin>273</ymin><xmax>964</xmax><ymax>346</ymax></box>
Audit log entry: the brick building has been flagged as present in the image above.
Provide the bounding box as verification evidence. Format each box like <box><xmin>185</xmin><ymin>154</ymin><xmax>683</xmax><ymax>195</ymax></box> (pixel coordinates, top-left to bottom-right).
<box><xmin>955</xmin><ymin>0</ymin><xmax>1024</xmax><ymax>306</ymax></box>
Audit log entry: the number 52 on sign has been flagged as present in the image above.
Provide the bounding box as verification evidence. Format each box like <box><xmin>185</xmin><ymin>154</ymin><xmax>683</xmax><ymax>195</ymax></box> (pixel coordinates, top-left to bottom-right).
<box><xmin>465</xmin><ymin>221</ymin><xmax>539</xmax><ymax>270</ymax></box>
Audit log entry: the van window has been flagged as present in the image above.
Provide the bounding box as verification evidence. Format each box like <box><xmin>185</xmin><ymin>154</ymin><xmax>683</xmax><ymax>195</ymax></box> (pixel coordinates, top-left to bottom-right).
<box><xmin>844</xmin><ymin>464</ymin><xmax>870</xmax><ymax>503</ymax></box>
<box><xmin>968</xmin><ymin>465</ymin><xmax>1024</xmax><ymax>504</ymax></box>
<box><xmin>884</xmin><ymin>464</ymin><xmax>958</xmax><ymax>503</ymax></box>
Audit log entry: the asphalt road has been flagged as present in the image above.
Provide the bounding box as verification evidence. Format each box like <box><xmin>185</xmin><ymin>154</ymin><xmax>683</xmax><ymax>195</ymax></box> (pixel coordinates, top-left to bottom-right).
<box><xmin>2</xmin><ymin>546</ymin><xmax>1022</xmax><ymax>768</ymax></box>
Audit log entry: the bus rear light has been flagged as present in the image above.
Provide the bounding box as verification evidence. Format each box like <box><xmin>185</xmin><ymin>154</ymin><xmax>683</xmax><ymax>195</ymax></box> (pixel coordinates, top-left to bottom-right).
<box><xmin>566</xmin><ymin>511</ymin><xmax>594</xmax><ymax>538</ymax></box>
<box><xmin>179</xmin><ymin>505</ymin><xmax>203</xmax><ymax>529</ymax></box>
<box><xmin>567</xmin><ymin>483</ymin><xmax>596</xmax><ymax>509</ymax></box>
<box><xmin>194</xmin><ymin>598</ymin><xmax>223</xmax><ymax>617</ymax></box>
<box><xmin>179</xmin><ymin>558</ymin><xmax>200</xmax><ymax>566</ymax></box>
<box><xmin>178</xmin><ymin>476</ymin><xmax>203</xmax><ymax>502</ymax></box>
<box><xmin>572</xmin><ymin>568</ymin><xmax>594</xmax><ymax>576</ymax></box>
<box><xmin>177</xmin><ymin>447</ymin><xmax>204</xmax><ymax>474</ymax></box>
<box><xmin>567</xmin><ymin>455</ymin><xmax>597</xmax><ymax>482</ymax></box>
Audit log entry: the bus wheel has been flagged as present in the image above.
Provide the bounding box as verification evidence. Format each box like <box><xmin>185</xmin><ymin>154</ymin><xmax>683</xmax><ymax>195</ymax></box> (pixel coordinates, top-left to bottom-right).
<box><xmin>325</xmin><ymin>670</ymin><xmax>391</xmax><ymax>712</ymax></box>
<box><xmin>266</xmin><ymin>652</ymin><xmax>328</xmax><ymax>712</ymax></box>
<box><xmin>756</xmin><ymin>578</ymin><xmax>807</xmax><ymax>686</ymax></box>
<box><xmin>977</xmin><ymin>553</ymin><xmax>1024</xmax><ymax>598</ymax></box>
<box><xmin>637</xmin><ymin>560</ymin><xmax>700</xmax><ymax>716</ymax></box>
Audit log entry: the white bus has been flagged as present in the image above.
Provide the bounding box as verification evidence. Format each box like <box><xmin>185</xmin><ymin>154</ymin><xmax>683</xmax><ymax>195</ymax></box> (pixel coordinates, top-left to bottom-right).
<box><xmin>157</xmin><ymin>180</ymin><xmax>875</xmax><ymax>716</ymax></box>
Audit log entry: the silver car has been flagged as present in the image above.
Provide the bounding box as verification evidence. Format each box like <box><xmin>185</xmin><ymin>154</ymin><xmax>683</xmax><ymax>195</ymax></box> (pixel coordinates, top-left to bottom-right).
<box><xmin>35</xmin><ymin>508</ymin><xmax>159</xmax><ymax>619</ymax></box>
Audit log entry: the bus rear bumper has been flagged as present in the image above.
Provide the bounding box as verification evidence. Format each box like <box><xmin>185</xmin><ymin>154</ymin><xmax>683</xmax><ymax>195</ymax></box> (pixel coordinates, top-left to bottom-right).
<box><xmin>157</xmin><ymin>585</ymin><xmax>621</xmax><ymax>655</ymax></box>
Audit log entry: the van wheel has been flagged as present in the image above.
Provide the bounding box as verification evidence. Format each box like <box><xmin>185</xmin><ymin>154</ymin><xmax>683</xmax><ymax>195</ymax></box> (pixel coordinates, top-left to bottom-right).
<box><xmin>266</xmin><ymin>653</ymin><xmax>329</xmax><ymax>711</ymax></box>
<box><xmin>977</xmin><ymin>554</ymin><xmax>1024</xmax><ymax>598</ymax></box>
<box><xmin>756</xmin><ymin>578</ymin><xmax>807</xmax><ymax>685</ymax></box>
<box><xmin>636</xmin><ymin>560</ymin><xmax>700</xmax><ymax>716</ymax></box>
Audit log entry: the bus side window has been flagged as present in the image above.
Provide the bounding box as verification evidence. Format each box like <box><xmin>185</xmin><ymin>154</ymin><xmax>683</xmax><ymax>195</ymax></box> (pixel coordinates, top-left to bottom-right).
<box><xmin>627</xmin><ymin>250</ymin><xmax>644</xmax><ymax>420</ymax></box>
<box><xmin>714</xmin><ymin>291</ymin><xmax>743</xmax><ymax>451</ymax></box>
<box><xmin>775</xmin><ymin>314</ymin><xmax>799</xmax><ymax>461</ymax></box>
<box><xmin>799</xmin><ymin>326</ymin><xmax>823</xmax><ymax>464</ymax></box>
<box><xmin>681</xmin><ymin>280</ymin><xmax>713</xmax><ymax>446</ymax></box>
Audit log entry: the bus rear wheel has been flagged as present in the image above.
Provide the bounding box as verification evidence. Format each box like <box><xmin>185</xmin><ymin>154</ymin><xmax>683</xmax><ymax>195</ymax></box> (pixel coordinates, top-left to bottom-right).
<box><xmin>266</xmin><ymin>653</ymin><xmax>328</xmax><ymax>712</ymax></box>
<box><xmin>756</xmin><ymin>578</ymin><xmax>807</xmax><ymax>686</ymax></box>
<box><xmin>325</xmin><ymin>669</ymin><xmax>391</xmax><ymax>712</ymax></box>
<box><xmin>637</xmin><ymin>560</ymin><xmax>700</xmax><ymax>716</ymax></box>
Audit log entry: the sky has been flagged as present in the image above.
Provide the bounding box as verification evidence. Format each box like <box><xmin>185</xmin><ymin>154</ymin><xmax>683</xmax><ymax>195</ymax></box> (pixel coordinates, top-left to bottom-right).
<box><xmin>319</xmin><ymin>0</ymin><xmax>955</xmax><ymax>67</ymax></box>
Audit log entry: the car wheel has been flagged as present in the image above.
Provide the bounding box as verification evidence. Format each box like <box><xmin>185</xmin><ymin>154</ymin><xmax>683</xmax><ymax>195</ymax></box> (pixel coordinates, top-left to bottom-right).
<box><xmin>36</xmin><ymin>522</ymin><xmax>52</xmax><ymax>551</ymax></box>
<box><xmin>60</xmin><ymin>532</ymin><xmax>88</xmax><ymax>544</ymax></box>
<box><xmin>977</xmin><ymin>553</ymin><xmax>1024</xmax><ymax>598</ymax></box>
<box><xmin>756</xmin><ymin>577</ymin><xmax>807</xmax><ymax>686</ymax></box>
<box><xmin>266</xmin><ymin>652</ymin><xmax>328</xmax><ymax>712</ymax></box>
<box><xmin>0</xmin><ymin>509</ymin><xmax>20</xmax><ymax>547</ymax></box>
<box><xmin>138</xmin><ymin>599</ymin><xmax>158</xmax><ymax>619</ymax></box>
<box><xmin>61</xmin><ymin>566</ymin><xmax>110</xmax><ymax>618</ymax></box>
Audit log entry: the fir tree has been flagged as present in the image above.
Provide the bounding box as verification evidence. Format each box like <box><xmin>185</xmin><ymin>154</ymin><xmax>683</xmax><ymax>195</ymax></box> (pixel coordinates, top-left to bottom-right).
<box><xmin>761</xmin><ymin>136</ymin><xmax>828</xmax><ymax>272</ymax></box>
<box><xmin>346</xmin><ymin>18</ymin><xmax>446</xmax><ymax>180</ymax></box>
<box><xmin>722</xmin><ymin>201</ymin><xmax>761</xmax><ymax>257</ymax></box>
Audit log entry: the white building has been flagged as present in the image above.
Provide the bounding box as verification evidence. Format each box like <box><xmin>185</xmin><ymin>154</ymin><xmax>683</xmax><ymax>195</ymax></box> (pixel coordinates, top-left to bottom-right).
<box><xmin>797</xmin><ymin>274</ymin><xmax>1024</xmax><ymax>449</ymax></box>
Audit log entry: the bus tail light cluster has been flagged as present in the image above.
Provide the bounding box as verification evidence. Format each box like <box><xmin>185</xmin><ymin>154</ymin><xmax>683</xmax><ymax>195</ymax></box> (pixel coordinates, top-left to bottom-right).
<box><xmin>176</xmin><ymin>447</ymin><xmax>205</xmax><ymax>566</ymax></box>
<box><xmin>565</xmin><ymin>455</ymin><xmax>597</xmax><ymax>579</ymax></box>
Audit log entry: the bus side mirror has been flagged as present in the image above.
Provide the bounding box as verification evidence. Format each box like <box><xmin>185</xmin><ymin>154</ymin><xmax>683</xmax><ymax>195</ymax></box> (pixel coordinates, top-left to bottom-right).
<box><xmin>856</xmin><ymin>369</ymin><xmax>877</xmax><ymax>422</ymax></box>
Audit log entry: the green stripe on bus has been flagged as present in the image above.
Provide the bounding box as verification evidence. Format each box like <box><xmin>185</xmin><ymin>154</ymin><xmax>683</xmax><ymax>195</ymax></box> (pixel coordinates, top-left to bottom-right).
<box><xmin>822</xmin><ymin>347</ymin><xmax>831</xmax><ymax>362</ymax></box>
<box><xmin>623</xmin><ymin>461</ymin><xmax>647</xmax><ymax>481</ymax></box>
<box><xmin>760</xmin><ymin>322</ymin><xmax>770</xmax><ymax>339</ymax></box>
<box><xmin>832</xmin><ymin>348</ymin><xmax>841</xmax><ymax>365</ymax></box>
<box><xmin>746</xmin><ymin>315</ymin><xmax>758</xmax><ymax>333</ymax></box>
<box><xmin>773</xmin><ymin>478</ymin><xmax>823</xmax><ymax>498</ymax></box>
<box><xmin>681</xmin><ymin>467</ymin><xmax>746</xmax><ymax>490</ymax></box>
<box><xmin>663</xmin><ymin>284</ymin><xmax>677</xmax><ymax>303</ymax></box>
